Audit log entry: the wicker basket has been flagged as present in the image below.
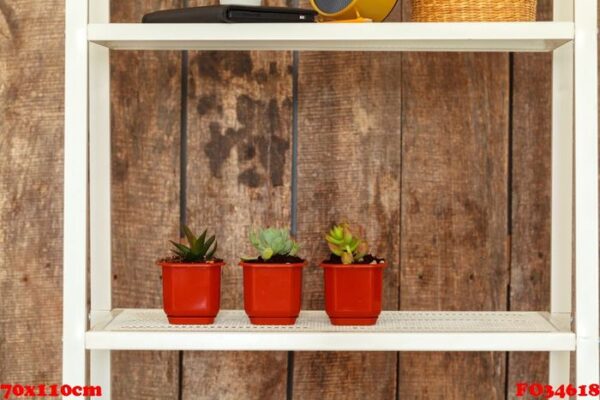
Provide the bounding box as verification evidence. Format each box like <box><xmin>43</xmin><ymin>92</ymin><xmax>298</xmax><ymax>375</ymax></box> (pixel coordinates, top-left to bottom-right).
<box><xmin>412</xmin><ymin>0</ymin><xmax>537</xmax><ymax>22</ymax></box>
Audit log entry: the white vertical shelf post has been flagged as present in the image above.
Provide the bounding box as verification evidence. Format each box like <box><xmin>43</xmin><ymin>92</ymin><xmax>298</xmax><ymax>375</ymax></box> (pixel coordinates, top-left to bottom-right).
<box><xmin>63</xmin><ymin>0</ymin><xmax>89</xmax><ymax>393</ymax></box>
<box><xmin>574</xmin><ymin>0</ymin><xmax>600</xmax><ymax>390</ymax></box>
<box><xmin>549</xmin><ymin>0</ymin><xmax>574</xmax><ymax>387</ymax></box>
<box><xmin>89</xmin><ymin>0</ymin><xmax>111</xmax><ymax>397</ymax></box>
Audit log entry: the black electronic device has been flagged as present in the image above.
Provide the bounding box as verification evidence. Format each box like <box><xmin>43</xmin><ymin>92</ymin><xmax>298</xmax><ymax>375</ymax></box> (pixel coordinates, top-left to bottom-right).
<box><xmin>142</xmin><ymin>5</ymin><xmax>317</xmax><ymax>23</ymax></box>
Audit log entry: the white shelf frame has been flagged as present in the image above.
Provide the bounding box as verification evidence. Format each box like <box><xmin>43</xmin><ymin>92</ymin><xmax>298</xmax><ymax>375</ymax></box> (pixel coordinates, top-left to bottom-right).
<box><xmin>87</xmin><ymin>22</ymin><xmax>574</xmax><ymax>52</ymax></box>
<box><xmin>63</xmin><ymin>1</ymin><xmax>599</xmax><ymax>398</ymax></box>
<box><xmin>86</xmin><ymin>310</ymin><xmax>575</xmax><ymax>352</ymax></box>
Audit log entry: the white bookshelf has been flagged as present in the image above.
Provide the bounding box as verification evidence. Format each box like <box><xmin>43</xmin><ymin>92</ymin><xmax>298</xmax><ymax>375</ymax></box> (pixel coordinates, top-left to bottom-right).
<box><xmin>63</xmin><ymin>0</ymin><xmax>599</xmax><ymax>398</ymax></box>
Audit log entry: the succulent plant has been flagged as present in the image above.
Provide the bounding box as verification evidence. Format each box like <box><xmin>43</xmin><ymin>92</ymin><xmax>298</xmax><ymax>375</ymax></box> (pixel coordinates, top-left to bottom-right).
<box><xmin>248</xmin><ymin>228</ymin><xmax>300</xmax><ymax>261</ymax></box>
<box><xmin>325</xmin><ymin>222</ymin><xmax>369</xmax><ymax>265</ymax></box>
<box><xmin>170</xmin><ymin>225</ymin><xmax>218</xmax><ymax>262</ymax></box>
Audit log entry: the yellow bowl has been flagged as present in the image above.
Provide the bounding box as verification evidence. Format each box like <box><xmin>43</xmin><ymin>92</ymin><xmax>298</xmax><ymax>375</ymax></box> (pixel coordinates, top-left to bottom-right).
<box><xmin>309</xmin><ymin>0</ymin><xmax>398</xmax><ymax>22</ymax></box>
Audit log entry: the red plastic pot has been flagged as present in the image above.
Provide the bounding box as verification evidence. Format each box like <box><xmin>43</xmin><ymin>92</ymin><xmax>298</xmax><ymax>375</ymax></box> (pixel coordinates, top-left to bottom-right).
<box><xmin>321</xmin><ymin>261</ymin><xmax>387</xmax><ymax>325</ymax></box>
<box><xmin>240</xmin><ymin>261</ymin><xmax>306</xmax><ymax>325</ymax></box>
<box><xmin>160</xmin><ymin>261</ymin><xmax>224</xmax><ymax>324</ymax></box>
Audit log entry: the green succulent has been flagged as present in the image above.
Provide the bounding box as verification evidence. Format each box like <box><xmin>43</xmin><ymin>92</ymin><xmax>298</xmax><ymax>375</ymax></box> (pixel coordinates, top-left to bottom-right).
<box><xmin>248</xmin><ymin>228</ymin><xmax>299</xmax><ymax>261</ymax></box>
<box><xmin>325</xmin><ymin>222</ymin><xmax>369</xmax><ymax>265</ymax></box>
<box><xmin>170</xmin><ymin>225</ymin><xmax>218</xmax><ymax>262</ymax></box>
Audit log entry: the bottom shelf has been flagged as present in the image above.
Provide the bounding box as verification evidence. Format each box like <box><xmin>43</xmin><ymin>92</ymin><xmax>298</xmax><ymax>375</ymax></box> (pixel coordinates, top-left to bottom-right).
<box><xmin>86</xmin><ymin>309</ymin><xmax>575</xmax><ymax>352</ymax></box>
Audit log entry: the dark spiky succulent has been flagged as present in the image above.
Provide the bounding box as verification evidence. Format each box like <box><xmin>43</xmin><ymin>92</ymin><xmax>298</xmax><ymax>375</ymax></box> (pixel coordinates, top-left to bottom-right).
<box><xmin>170</xmin><ymin>226</ymin><xmax>218</xmax><ymax>262</ymax></box>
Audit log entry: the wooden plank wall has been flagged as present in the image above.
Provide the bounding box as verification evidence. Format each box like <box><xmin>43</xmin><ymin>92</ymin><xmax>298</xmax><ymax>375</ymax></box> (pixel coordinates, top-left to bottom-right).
<box><xmin>0</xmin><ymin>0</ymin><xmax>590</xmax><ymax>399</ymax></box>
<box><xmin>508</xmin><ymin>1</ymin><xmax>553</xmax><ymax>396</ymax></box>
<box><xmin>399</xmin><ymin>26</ymin><xmax>510</xmax><ymax>400</ymax></box>
<box><xmin>0</xmin><ymin>0</ymin><xmax>64</xmax><ymax>388</ymax></box>
<box><xmin>182</xmin><ymin>0</ymin><xmax>292</xmax><ymax>397</ymax></box>
<box><xmin>110</xmin><ymin>1</ymin><xmax>182</xmax><ymax>398</ymax></box>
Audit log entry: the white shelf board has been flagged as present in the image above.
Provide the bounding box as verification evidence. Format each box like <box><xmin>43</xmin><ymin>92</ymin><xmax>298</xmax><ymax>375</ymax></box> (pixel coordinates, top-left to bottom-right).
<box><xmin>86</xmin><ymin>309</ymin><xmax>575</xmax><ymax>351</ymax></box>
<box><xmin>88</xmin><ymin>22</ymin><xmax>573</xmax><ymax>52</ymax></box>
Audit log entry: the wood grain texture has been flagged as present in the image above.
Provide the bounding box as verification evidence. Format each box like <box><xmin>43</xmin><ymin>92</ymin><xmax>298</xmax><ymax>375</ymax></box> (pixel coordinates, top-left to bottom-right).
<box><xmin>0</xmin><ymin>0</ymin><xmax>573</xmax><ymax>397</ymax></box>
<box><xmin>399</xmin><ymin>39</ymin><xmax>510</xmax><ymax>400</ymax></box>
<box><xmin>110</xmin><ymin>1</ymin><xmax>182</xmax><ymax>399</ymax></box>
<box><xmin>182</xmin><ymin>1</ymin><xmax>292</xmax><ymax>398</ymax></box>
<box><xmin>507</xmin><ymin>1</ymin><xmax>553</xmax><ymax>396</ymax></box>
<box><xmin>291</xmin><ymin>5</ymin><xmax>402</xmax><ymax>399</ymax></box>
<box><xmin>0</xmin><ymin>0</ymin><xmax>64</xmax><ymax>385</ymax></box>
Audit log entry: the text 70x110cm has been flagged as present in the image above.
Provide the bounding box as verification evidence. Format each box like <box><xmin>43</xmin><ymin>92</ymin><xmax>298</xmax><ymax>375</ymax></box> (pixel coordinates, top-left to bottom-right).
<box><xmin>0</xmin><ymin>384</ymin><xmax>102</xmax><ymax>398</ymax></box>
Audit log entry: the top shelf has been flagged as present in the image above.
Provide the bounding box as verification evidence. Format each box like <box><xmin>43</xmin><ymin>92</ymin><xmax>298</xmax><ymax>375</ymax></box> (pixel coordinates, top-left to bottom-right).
<box><xmin>88</xmin><ymin>22</ymin><xmax>573</xmax><ymax>52</ymax></box>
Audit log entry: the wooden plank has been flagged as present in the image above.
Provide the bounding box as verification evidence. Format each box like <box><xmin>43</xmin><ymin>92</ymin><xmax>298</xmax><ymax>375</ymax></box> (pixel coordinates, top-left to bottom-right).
<box><xmin>398</xmin><ymin>15</ymin><xmax>510</xmax><ymax>398</ymax></box>
<box><xmin>0</xmin><ymin>0</ymin><xmax>64</xmax><ymax>385</ymax></box>
<box><xmin>290</xmin><ymin>4</ymin><xmax>402</xmax><ymax>399</ymax></box>
<box><xmin>110</xmin><ymin>1</ymin><xmax>182</xmax><ymax>398</ymax></box>
<box><xmin>181</xmin><ymin>1</ymin><xmax>292</xmax><ymax>398</ymax></box>
<box><xmin>507</xmin><ymin>1</ymin><xmax>553</xmax><ymax>396</ymax></box>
